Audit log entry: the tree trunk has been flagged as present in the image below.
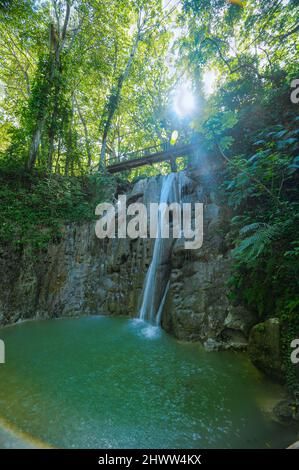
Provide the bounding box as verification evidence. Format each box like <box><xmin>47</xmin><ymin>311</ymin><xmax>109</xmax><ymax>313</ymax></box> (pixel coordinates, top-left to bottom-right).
<box><xmin>65</xmin><ymin>95</ymin><xmax>75</xmax><ymax>175</ymax></box>
<box><xmin>55</xmin><ymin>137</ymin><xmax>61</xmax><ymax>174</ymax></box>
<box><xmin>98</xmin><ymin>32</ymin><xmax>141</xmax><ymax>170</ymax></box>
<box><xmin>26</xmin><ymin>1</ymin><xmax>71</xmax><ymax>172</ymax></box>
<box><xmin>47</xmin><ymin>83</ymin><xmax>60</xmax><ymax>172</ymax></box>
<box><xmin>26</xmin><ymin>24</ymin><xmax>56</xmax><ymax>171</ymax></box>
<box><xmin>48</xmin><ymin>1</ymin><xmax>71</xmax><ymax>171</ymax></box>
<box><xmin>27</xmin><ymin>120</ymin><xmax>44</xmax><ymax>171</ymax></box>
<box><xmin>75</xmin><ymin>95</ymin><xmax>92</xmax><ymax>167</ymax></box>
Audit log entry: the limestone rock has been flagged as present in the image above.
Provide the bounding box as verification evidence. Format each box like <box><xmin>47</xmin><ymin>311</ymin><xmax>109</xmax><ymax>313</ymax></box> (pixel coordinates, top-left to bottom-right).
<box><xmin>203</xmin><ymin>338</ymin><xmax>223</xmax><ymax>351</ymax></box>
<box><xmin>248</xmin><ymin>318</ymin><xmax>283</xmax><ymax>382</ymax></box>
<box><xmin>0</xmin><ymin>169</ymin><xmax>257</xmax><ymax>353</ymax></box>
<box><xmin>273</xmin><ymin>399</ymin><xmax>299</xmax><ymax>424</ymax></box>
<box><xmin>224</xmin><ymin>305</ymin><xmax>257</xmax><ymax>337</ymax></box>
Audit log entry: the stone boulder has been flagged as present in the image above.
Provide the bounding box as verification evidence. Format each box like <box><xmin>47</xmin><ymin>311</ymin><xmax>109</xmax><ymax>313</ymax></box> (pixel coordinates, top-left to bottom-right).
<box><xmin>248</xmin><ymin>318</ymin><xmax>283</xmax><ymax>382</ymax></box>
<box><xmin>273</xmin><ymin>399</ymin><xmax>299</xmax><ymax>424</ymax></box>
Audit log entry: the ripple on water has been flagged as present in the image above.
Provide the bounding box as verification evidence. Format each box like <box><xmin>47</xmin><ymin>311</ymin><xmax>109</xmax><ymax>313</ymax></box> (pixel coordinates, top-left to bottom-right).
<box><xmin>0</xmin><ymin>316</ymin><xmax>296</xmax><ymax>449</ymax></box>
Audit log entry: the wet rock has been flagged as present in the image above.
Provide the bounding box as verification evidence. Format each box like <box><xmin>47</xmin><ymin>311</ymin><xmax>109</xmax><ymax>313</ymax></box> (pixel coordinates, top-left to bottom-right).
<box><xmin>224</xmin><ymin>305</ymin><xmax>257</xmax><ymax>337</ymax></box>
<box><xmin>0</xmin><ymin>168</ymin><xmax>258</xmax><ymax>353</ymax></box>
<box><xmin>203</xmin><ymin>338</ymin><xmax>223</xmax><ymax>351</ymax></box>
<box><xmin>248</xmin><ymin>318</ymin><xmax>283</xmax><ymax>382</ymax></box>
<box><xmin>273</xmin><ymin>399</ymin><xmax>299</xmax><ymax>424</ymax></box>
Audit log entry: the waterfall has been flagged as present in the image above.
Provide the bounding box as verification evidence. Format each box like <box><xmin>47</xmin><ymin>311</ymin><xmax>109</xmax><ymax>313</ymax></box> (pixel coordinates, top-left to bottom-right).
<box><xmin>139</xmin><ymin>172</ymin><xmax>181</xmax><ymax>325</ymax></box>
<box><xmin>155</xmin><ymin>280</ymin><xmax>170</xmax><ymax>326</ymax></box>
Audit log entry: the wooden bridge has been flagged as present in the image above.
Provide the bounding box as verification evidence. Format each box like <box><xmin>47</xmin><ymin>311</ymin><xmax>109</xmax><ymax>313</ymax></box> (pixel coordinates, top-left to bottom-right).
<box><xmin>106</xmin><ymin>138</ymin><xmax>198</xmax><ymax>174</ymax></box>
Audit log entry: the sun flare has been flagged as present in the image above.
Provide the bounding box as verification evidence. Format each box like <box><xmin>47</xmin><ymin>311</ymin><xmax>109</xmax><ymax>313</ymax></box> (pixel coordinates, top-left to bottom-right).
<box><xmin>173</xmin><ymin>86</ymin><xmax>196</xmax><ymax>117</ymax></box>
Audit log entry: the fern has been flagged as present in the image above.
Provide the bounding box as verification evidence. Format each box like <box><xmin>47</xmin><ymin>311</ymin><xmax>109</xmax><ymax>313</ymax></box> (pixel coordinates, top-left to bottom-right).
<box><xmin>239</xmin><ymin>222</ymin><xmax>267</xmax><ymax>236</ymax></box>
<box><xmin>234</xmin><ymin>223</ymin><xmax>280</xmax><ymax>262</ymax></box>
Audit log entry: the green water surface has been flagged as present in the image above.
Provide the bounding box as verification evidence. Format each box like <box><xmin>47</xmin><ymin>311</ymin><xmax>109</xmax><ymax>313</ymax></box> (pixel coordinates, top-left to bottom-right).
<box><xmin>0</xmin><ymin>316</ymin><xmax>294</xmax><ymax>448</ymax></box>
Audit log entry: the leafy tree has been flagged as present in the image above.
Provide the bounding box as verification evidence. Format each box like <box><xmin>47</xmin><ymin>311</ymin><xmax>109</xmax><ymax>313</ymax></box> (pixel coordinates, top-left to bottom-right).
<box><xmin>178</xmin><ymin>0</ymin><xmax>299</xmax><ymax>391</ymax></box>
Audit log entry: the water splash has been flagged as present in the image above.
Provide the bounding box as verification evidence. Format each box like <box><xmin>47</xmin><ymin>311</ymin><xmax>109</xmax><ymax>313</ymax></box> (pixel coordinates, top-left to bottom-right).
<box><xmin>156</xmin><ymin>280</ymin><xmax>170</xmax><ymax>326</ymax></box>
<box><xmin>128</xmin><ymin>318</ymin><xmax>161</xmax><ymax>340</ymax></box>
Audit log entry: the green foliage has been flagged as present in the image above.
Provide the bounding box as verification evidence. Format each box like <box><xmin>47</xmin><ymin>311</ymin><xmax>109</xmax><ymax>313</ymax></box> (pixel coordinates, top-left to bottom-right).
<box><xmin>179</xmin><ymin>0</ymin><xmax>298</xmax><ymax>394</ymax></box>
<box><xmin>0</xmin><ymin>0</ymin><xmax>173</xmax><ymax>174</ymax></box>
<box><xmin>223</xmin><ymin>114</ymin><xmax>299</xmax><ymax>392</ymax></box>
<box><xmin>234</xmin><ymin>222</ymin><xmax>279</xmax><ymax>262</ymax></box>
<box><xmin>0</xmin><ymin>0</ymin><xmax>298</xmax><ymax>397</ymax></box>
<box><xmin>0</xmin><ymin>169</ymin><xmax>116</xmax><ymax>250</ymax></box>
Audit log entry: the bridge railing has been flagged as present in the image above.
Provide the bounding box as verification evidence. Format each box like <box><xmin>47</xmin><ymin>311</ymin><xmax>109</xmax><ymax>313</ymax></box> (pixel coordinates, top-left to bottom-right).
<box><xmin>105</xmin><ymin>131</ymin><xmax>199</xmax><ymax>167</ymax></box>
<box><xmin>107</xmin><ymin>141</ymin><xmax>172</xmax><ymax>166</ymax></box>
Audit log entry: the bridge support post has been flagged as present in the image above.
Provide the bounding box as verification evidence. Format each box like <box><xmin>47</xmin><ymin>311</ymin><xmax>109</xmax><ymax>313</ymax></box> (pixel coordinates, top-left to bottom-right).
<box><xmin>170</xmin><ymin>156</ymin><xmax>177</xmax><ymax>172</ymax></box>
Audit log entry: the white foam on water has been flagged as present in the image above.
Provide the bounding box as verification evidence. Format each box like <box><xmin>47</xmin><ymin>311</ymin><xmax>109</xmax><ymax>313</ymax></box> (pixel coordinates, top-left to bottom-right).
<box><xmin>140</xmin><ymin>325</ymin><xmax>161</xmax><ymax>339</ymax></box>
<box><xmin>127</xmin><ymin>318</ymin><xmax>161</xmax><ymax>340</ymax></box>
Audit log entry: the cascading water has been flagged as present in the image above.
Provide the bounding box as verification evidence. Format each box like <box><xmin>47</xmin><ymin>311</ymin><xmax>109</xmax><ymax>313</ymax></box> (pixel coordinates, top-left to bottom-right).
<box><xmin>139</xmin><ymin>172</ymin><xmax>181</xmax><ymax>325</ymax></box>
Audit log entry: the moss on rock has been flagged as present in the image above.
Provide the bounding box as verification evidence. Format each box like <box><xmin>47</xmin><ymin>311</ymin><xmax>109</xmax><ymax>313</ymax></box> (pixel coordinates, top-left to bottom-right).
<box><xmin>248</xmin><ymin>318</ymin><xmax>283</xmax><ymax>382</ymax></box>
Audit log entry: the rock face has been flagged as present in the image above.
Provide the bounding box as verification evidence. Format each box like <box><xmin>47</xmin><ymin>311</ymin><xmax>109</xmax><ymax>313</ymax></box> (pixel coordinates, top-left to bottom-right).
<box><xmin>0</xmin><ymin>165</ymin><xmax>256</xmax><ymax>349</ymax></box>
<box><xmin>0</xmin><ymin>225</ymin><xmax>150</xmax><ymax>323</ymax></box>
<box><xmin>273</xmin><ymin>399</ymin><xmax>299</xmax><ymax>424</ymax></box>
<box><xmin>248</xmin><ymin>318</ymin><xmax>283</xmax><ymax>382</ymax></box>
<box><xmin>161</xmin><ymin>169</ymin><xmax>256</xmax><ymax>347</ymax></box>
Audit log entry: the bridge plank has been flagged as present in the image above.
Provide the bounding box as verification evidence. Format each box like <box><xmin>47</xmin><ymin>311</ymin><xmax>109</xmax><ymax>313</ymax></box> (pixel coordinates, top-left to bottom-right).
<box><xmin>107</xmin><ymin>143</ymin><xmax>196</xmax><ymax>173</ymax></box>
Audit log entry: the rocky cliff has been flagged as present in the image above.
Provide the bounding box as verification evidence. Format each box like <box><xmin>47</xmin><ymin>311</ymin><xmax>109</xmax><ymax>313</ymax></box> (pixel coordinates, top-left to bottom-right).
<box><xmin>0</xmin><ymin>165</ymin><xmax>257</xmax><ymax>349</ymax></box>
